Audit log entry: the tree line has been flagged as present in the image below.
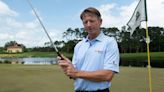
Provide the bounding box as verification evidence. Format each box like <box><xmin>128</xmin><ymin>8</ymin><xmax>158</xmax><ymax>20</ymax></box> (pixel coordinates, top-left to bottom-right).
<box><xmin>1</xmin><ymin>26</ymin><xmax>164</xmax><ymax>53</ymax></box>
<box><xmin>55</xmin><ymin>26</ymin><xmax>164</xmax><ymax>53</ymax></box>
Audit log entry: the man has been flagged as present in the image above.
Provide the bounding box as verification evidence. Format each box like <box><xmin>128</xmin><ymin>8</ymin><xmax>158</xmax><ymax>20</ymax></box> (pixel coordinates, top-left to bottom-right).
<box><xmin>58</xmin><ymin>7</ymin><xmax>119</xmax><ymax>92</ymax></box>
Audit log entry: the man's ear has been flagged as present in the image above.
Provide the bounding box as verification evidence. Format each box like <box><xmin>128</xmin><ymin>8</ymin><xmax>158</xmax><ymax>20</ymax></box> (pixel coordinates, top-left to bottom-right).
<box><xmin>100</xmin><ymin>18</ymin><xmax>102</xmax><ymax>24</ymax></box>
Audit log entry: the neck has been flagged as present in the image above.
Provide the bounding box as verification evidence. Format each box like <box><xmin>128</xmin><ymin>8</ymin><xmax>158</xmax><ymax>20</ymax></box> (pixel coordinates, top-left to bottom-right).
<box><xmin>88</xmin><ymin>31</ymin><xmax>100</xmax><ymax>40</ymax></box>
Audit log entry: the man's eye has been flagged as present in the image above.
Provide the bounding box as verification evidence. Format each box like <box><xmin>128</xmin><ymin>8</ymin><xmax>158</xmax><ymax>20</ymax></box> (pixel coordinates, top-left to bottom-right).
<box><xmin>83</xmin><ymin>21</ymin><xmax>87</xmax><ymax>24</ymax></box>
<box><xmin>83</xmin><ymin>20</ymin><xmax>95</xmax><ymax>24</ymax></box>
<box><xmin>90</xmin><ymin>20</ymin><xmax>94</xmax><ymax>23</ymax></box>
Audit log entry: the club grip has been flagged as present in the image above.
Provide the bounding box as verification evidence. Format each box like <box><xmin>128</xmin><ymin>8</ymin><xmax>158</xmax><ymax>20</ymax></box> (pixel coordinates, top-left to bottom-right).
<box><xmin>57</xmin><ymin>52</ymin><xmax>64</xmax><ymax>60</ymax></box>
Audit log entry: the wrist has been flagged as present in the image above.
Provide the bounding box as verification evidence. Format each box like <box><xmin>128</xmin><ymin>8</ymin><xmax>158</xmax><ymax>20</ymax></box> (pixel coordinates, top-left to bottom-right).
<box><xmin>75</xmin><ymin>70</ymin><xmax>80</xmax><ymax>78</ymax></box>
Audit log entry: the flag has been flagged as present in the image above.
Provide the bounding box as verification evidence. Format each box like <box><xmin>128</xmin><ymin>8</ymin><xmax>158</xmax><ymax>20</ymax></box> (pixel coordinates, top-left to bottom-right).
<box><xmin>127</xmin><ymin>0</ymin><xmax>148</xmax><ymax>35</ymax></box>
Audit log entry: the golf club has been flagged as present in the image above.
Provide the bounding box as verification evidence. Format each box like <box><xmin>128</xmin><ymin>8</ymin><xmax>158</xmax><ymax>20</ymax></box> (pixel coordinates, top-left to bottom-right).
<box><xmin>26</xmin><ymin>0</ymin><xmax>63</xmax><ymax>59</ymax></box>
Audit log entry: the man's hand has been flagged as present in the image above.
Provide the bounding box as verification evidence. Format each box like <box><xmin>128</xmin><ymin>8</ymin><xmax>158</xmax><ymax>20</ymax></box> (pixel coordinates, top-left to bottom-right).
<box><xmin>58</xmin><ymin>55</ymin><xmax>78</xmax><ymax>79</ymax></box>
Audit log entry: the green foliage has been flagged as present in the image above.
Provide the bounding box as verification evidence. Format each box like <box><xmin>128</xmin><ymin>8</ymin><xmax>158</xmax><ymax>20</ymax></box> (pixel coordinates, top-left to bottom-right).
<box><xmin>2</xmin><ymin>26</ymin><xmax>164</xmax><ymax>54</ymax></box>
<box><xmin>4</xmin><ymin>41</ymin><xmax>17</xmax><ymax>49</ymax></box>
<box><xmin>61</xmin><ymin>40</ymin><xmax>77</xmax><ymax>53</ymax></box>
<box><xmin>0</xmin><ymin>52</ymin><xmax>73</xmax><ymax>58</ymax></box>
<box><xmin>63</xmin><ymin>28</ymin><xmax>87</xmax><ymax>40</ymax></box>
<box><xmin>3</xmin><ymin>60</ymin><xmax>11</xmax><ymax>64</ymax></box>
<box><xmin>4</xmin><ymin>41</ymin><xmax>26</xmax><ymax>51</ymax></box>
<box><xmin>0</xmin><ymin>47</ymin><xmax>4</xmax><ymax>53</ymax></box>
<box><xmin>149</xmin><ymin>27</ymin><xmax>164</xmax><ymax>51</ymax></box>
<box><xmin>120</xmin><ymin>52</ymin><xmax>164</xmax><ymax>67</ymax></box>
<box><xmin>0</xmin><ymin>52</ymin><xmax>163</xmax><ymax>67</ymax></box>
<box><xmin>61</xmin><ymin>26</ymin><xmax>164</xmax><ymax>53</ymax></box>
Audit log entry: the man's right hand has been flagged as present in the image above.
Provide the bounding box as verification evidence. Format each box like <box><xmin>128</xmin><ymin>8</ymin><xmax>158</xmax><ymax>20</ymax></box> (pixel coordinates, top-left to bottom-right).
<box><xmin>58</xmin><ymin>55</ymin><xmax>78</xmax><ymax>79</ymax></box>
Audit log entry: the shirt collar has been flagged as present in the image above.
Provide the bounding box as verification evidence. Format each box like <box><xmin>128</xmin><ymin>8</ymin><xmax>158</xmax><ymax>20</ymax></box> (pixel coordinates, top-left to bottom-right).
<box><xmin>85</xmin><ymin>31</ymin><xmax>105</xmax><ymax>42</ymax></box>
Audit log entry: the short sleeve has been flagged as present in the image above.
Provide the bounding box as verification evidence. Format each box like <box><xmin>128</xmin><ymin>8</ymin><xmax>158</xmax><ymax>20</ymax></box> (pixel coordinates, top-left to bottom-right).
<box><xmin>103</xmin><ymin>38</ymin><xmax>120</xmax><ymax>73</ymax></box>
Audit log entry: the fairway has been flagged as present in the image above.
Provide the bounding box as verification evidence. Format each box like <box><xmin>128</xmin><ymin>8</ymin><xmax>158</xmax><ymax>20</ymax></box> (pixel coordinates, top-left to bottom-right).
<box><xmin>0</xmin><ymin>65</ymin><xmax>74</xmax><ymax>92</ymax></box>
<box><xmin>0</xmin><ymin>65</ymin><xmax>163</xmax><ymax>92</ymax></box>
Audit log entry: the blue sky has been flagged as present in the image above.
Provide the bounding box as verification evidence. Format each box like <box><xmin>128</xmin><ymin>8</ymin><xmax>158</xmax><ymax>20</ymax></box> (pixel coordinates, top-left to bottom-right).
<box><xmin>0</xmin><ymin>0</ymin><xmax>164</xmax><ymax>47</ymax></box>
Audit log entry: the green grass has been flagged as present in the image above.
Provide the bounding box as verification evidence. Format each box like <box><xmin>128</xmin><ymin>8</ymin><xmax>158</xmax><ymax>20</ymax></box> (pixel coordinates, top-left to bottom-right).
<box><xmin>0</xmin><ymin>52</ymin><xmax>73</xmax><ymax>59</ymax></box>
<box><xmin>0</xmin><ymin>52</ymin><xmax>57</xmax><ymax>58</ymax></box>
<box><xmin>0</xmin><ymin>64</ymin><xmax>74</xmax><ymax>92</ymax></box>
<box><xmin>120</xmin><ymin>52</ymin><xmax>164</xmax><ymax>61</ymax></box>
<box><xmin>0</xmin><ymin>52</ymin><xmax>164</xmax><ymax>61</ymax></box>
<box><xmin>0</xmin><ymin>65</ymin><xmax>163</xmax><ymax>92</ymax></box>
<box><xmin>111</xmin><ymin>67</ymin><xmax>164</xmax><ymax>92</ymax></box>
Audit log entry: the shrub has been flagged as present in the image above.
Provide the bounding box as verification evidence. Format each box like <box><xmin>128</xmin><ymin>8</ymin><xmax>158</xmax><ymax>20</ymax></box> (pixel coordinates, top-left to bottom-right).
<box><xmin>4</xmin><ymin>60</ymin><xmax>11</xmax><ymax>64</ymax></box>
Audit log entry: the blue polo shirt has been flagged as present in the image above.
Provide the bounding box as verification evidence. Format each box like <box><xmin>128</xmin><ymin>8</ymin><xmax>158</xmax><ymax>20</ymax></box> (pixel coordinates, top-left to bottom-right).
<box><xmin>72</xmin><ymin>32</ymin><xmax>119</xmax><ymax>91</ymax></box>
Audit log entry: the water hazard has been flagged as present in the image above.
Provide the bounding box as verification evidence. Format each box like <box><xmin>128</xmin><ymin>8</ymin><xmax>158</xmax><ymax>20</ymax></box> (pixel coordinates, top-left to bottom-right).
<box><xmin>0</xmin><ymin>57</ymin><xmax>57</xmax><ymax>64</ymax></box>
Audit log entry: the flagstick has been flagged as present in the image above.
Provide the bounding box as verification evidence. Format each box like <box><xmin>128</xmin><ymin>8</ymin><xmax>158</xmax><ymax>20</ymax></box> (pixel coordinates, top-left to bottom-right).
<box><xmin>145</xmin><ymin>21</ymin><xmax>153</xmax><ymax>92</ymax></box>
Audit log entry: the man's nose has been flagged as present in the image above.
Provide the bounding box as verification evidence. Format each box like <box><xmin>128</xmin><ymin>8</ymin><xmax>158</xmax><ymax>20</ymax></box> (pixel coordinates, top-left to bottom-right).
<box><xmin>86</xmin><ymin>21</ymin><xmax>91</xmax><ymax>26</ymax></box>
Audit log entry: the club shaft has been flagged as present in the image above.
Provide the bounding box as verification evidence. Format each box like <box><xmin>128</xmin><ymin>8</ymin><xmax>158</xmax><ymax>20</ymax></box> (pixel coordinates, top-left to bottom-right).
<box><xmin>27</xmin><ymin>0</ymin><xmax>59</xmax><ymax>53</ymax></box>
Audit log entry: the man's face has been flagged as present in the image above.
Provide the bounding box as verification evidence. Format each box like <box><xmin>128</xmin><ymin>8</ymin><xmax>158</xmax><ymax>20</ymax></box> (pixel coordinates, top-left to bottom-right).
<box><xmin>82</xmin><ymin>13</ymin><xmax>102</xmax><ymax>35</ymax></box>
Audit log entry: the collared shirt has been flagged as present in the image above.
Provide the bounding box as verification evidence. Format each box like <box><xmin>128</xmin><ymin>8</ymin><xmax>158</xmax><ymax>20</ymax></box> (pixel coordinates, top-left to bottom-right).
<box><xmin>72</xmin><ymin>32</ymin><xmax>119</xmax><ymax>91</ymax></box>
